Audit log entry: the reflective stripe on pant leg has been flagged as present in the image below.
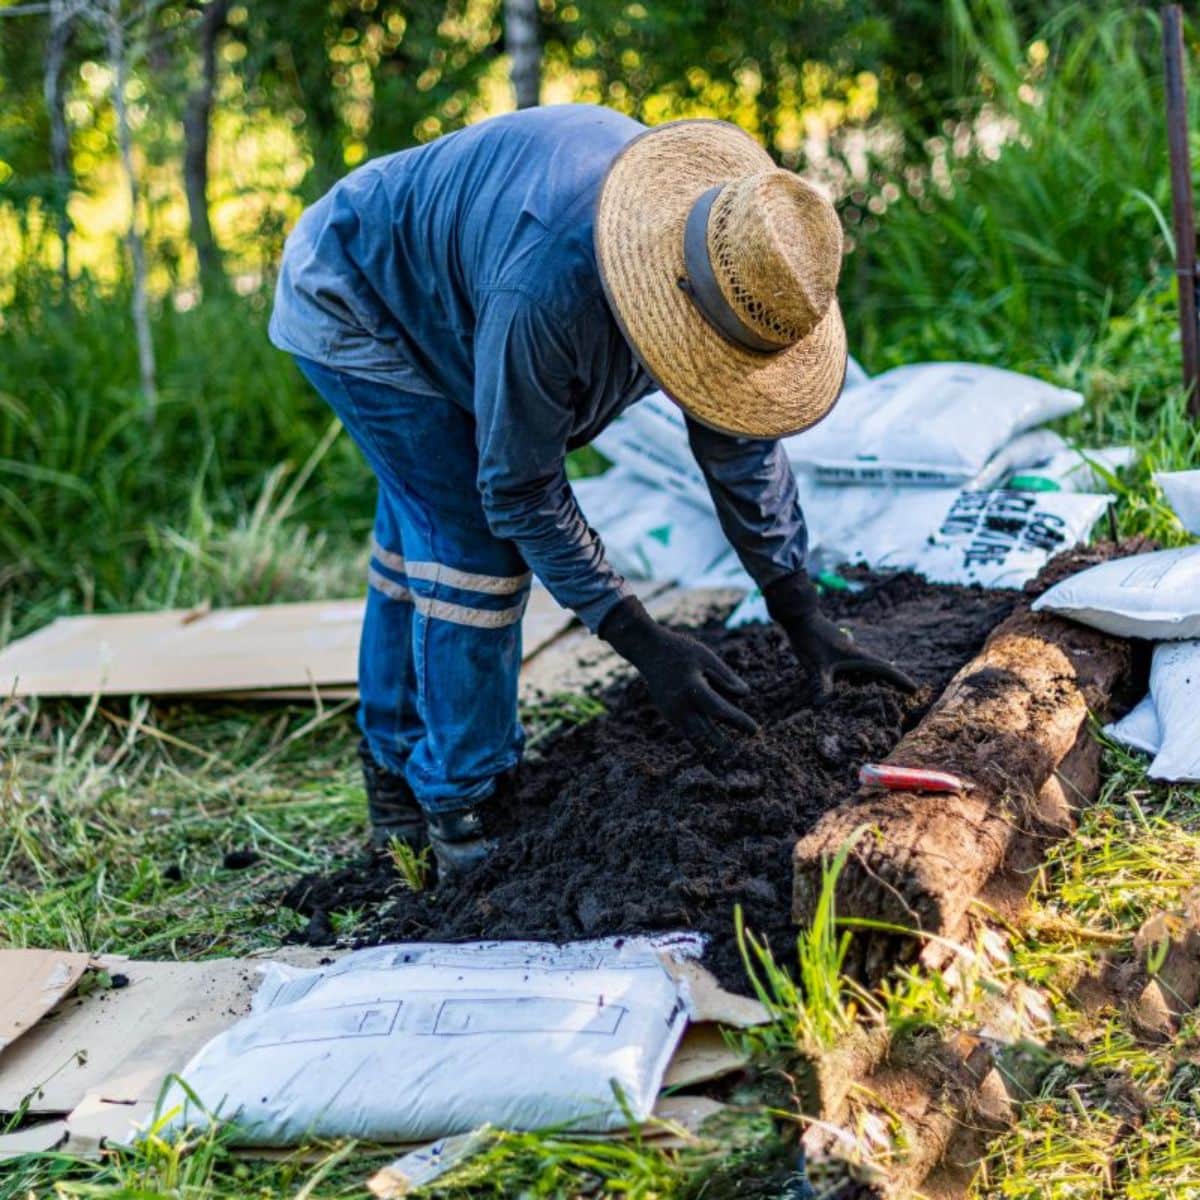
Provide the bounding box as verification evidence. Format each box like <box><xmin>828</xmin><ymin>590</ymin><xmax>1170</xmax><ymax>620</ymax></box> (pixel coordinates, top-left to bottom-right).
<box><xmin>371</xmin><ymin>538</ymin><xmax>532</xmax><ymax>597</ymax></box>
<box><xmin>368</xmin><ymin>566</ymin><xmax>527</xmax><ymax>629</ymax></box>
<box><xmin>369</xmin><ymin>534</ymin><xmax>530</xmax><ymax>810</ymax></box>
<box><xmin>367</xmin><ymin>564</ymin><xmax>413</xmax><ymax>605</ymax></box>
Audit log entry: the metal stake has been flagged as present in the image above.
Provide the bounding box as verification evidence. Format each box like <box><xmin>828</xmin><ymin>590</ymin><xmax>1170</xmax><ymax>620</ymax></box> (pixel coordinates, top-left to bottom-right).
<box><xmin>1162</xmin><ymin>4</ymin><xmax>1200</xmax><ymax>415</ymax></box>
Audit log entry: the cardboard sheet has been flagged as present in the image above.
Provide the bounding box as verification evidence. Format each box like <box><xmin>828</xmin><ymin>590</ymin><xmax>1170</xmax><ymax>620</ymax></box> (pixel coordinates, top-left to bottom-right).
<box><xmin>662</xmin><ymin>1023</ymin><xmax>750</xmax><ymax>1089</ymax></box>
<box><xmin>0</xmin><ymin>950</ymin><xmax>91</xmax><ymax>1055</ymax></box>
<box><xmin>0</xmin><ymin>949</ymin><xmax>332</xmax><ymax>1117</ymax></box>
<box><xmin>0</xmin><ymin>584</ymin><xmax>666</xmax><ymax>700</ymax></box>
<box><xmin>0</xmin><ymin>600</ymin><xmax>365</xmax><ymax>698</ymax></box>
<box><xmin>664</xmin><ymin>956</ymin><xmax>770</xmax><ymax>1027</ymax></box>
<box><xmin>0</xmin><ymin>1118</ymin><xmax>69</xmax><ymax>1161</ymax></box>
<box><xmin>0</xmin><ymin>958</ymin><xmax>256</xmax><ymax>1116</ymax></box>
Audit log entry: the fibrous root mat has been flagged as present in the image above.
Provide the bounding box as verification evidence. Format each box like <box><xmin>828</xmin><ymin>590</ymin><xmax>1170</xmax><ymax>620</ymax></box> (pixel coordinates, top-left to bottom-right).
<box><xmin>283</xmin><ymin>575</ymin><xmax>1015</xmax><ymax>989</ymax></box>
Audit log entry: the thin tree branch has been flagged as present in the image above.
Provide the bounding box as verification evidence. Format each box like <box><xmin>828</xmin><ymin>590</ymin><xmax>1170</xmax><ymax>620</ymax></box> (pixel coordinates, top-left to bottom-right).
<box><xmin>42</xmin><ymin>0</ymin><xmax>78</xmax><ymax>294</ymax></box>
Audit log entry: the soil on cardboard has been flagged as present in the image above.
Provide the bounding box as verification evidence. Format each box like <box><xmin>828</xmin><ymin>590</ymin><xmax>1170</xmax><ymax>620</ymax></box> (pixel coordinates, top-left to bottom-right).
<box><xmin>281</xmin><ymin>573</ymin><xmax>1016</xmax><ymax>990</ymax></box>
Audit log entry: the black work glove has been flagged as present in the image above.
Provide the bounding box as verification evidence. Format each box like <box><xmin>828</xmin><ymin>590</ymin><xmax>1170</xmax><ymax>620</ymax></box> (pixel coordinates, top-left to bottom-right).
<box><xmin>600</xmin><ymin>595</ymin><xmax>758</xmax><ymax>754</ymax></box>
<box><xmin>763</xmin><ymin>572</ymin><xmax>918</xmax><ymax>701</ymax></box>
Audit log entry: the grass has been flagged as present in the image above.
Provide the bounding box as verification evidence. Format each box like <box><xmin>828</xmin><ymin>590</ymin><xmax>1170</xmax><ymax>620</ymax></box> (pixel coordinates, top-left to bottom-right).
<box><xmin>388</xmin><ymin>838</ymin><xmax>431</xmax><ymax>892</ymax></box>
<box><xmin>850</xmin><ymin>2</ymin><xmax>1184</xmax><ymax>373</ymax></box>
<box><xmin>976</xmin><ymin>742</ymin><xmax>1200</xmax><ymax>1199</ymax></box>
<box><xmin>4</xmin><ymin>1</ymin><xmax>1200</xmax><ymax>1196</ymax></box>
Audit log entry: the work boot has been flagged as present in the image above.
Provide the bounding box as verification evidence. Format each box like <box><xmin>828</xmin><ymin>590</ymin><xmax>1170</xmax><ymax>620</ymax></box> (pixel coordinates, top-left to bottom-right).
<box><xmin>358</xmin><ymin>739</ymin><xmax>428</xmax><ymax>853</ymax></box>
<box><xmin>427</xmin><ymin>806</ymin><xmax>493</xmax><ymax>878</ymax></box>
<box><xmin>427</xmin><ymin>769</ymin><xmax>515</xmax><ymax>879</ymax></box>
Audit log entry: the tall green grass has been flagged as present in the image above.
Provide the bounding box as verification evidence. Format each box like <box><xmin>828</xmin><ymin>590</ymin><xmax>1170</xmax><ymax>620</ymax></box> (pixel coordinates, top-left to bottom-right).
<box><xmin>0</xmin><ymin>276</ymin><xmax>373</xmax><ymax>638</ymax></box>
<box><xmin>851</xmin><ymin>2</ymin><xmax>1182</xmax><ymax>373</ymax></box>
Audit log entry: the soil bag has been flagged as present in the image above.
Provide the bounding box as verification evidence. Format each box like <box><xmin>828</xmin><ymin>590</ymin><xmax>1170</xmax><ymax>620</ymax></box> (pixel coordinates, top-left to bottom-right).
<box><xmin>969</xmin><ymin>429</ymin><xmax>1069</xmax><ymax>490</ymax></box>
<box><xmin>784</xmin><ymin>363</ymin><xmax>1083</xmax><ymax>486</ymax></box>
<box><xmin>1155</xmin><ymin>469</ymin><xmax>1200</xmax><ymax>535</ymax></box>
<box><xmin>1148</xmin><ymin>641</ymin><xmax>1200</xmax><ymax>782</ymax></box>
<box><xmin>1032</xmin><ymin>546</ymin><xmax>1200</xmax><ymax>640</ymax></box>
<box><xmin>726</xmin><ymin>486</ymin><xmax>1109</xmax><ymax>626</ymax></box>
<box><xmin>1103</xmin><ymin>694</ymin><xmax>1162</xmax><ymax>757</ymax></box>
<box><xmin>573</xmin><ymin>468</ymin><xmax>733</xmax><ymax>586</ymax></box>
<box><xmin>911</xmin><ymin>489</ymin><xmax>1111</xmax><ymax>589</ymax></box>
<box><xmin>570</xmin><ymin>467</ymin><xmax>662</xmax><ymax>532</ymax></box>
<box><xmin>803</xmin><ymin>484</ymin><xmax>1109</xmax><ymax>589</ymax></box>
<box><xmin>843</xmin><ymin>354</ymin><xmax>870</xmax><ymax>391</ymax></box>
<box><xmin>159</xmin><ymin>937</ymin><xmax>699</xmax><ymax>1146</ymax></box>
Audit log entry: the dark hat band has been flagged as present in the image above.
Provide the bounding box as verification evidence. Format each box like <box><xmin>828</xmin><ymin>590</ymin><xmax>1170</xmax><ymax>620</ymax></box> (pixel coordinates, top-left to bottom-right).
<box><xmin>679</xmin><ymin>184</ymin><xmax>781</xmax><ymax>356</ymax></box>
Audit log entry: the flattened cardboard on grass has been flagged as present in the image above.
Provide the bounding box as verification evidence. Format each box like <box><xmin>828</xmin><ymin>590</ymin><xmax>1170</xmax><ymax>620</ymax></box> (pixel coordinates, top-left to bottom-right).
<box><xmin>0</xmin><ymin>584</ymin><xmax>669</xmax><ymax>700</ymax></box>
<box><xmin>0</xmin><ymin>950</ymin><xmax>91</xmax><ymax>1055</ymax></box>
<box><xmin>0</xmin><ymin>600</ymin><xmax>364</xmax><ymax>698</ymax></box>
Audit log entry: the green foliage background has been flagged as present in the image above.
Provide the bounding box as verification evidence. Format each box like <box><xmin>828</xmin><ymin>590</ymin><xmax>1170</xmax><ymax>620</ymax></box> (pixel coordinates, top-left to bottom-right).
<box><xmin>2</xmin><ymin>1</ymin><xmax>1196</xmax><ymax>642</ymax></box>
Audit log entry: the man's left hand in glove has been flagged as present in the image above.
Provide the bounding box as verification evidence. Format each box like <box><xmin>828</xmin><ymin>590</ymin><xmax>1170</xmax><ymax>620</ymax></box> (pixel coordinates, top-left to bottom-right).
<box><xmin>763</xmin><ymin>571</ymin><xmax>918</xmax><ymax>702</ymax></box>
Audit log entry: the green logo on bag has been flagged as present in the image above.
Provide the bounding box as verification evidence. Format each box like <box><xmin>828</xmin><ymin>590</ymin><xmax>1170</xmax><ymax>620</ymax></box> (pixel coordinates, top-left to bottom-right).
<box><xmin>648</xmin><ymin>524</ymin><xmax>672</xmax><ymax>546</ymax></box>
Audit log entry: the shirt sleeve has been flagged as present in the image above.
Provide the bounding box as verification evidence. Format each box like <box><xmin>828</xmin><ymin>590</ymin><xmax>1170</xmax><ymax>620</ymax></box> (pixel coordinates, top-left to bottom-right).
<box><xmin>473</xmin><ymin>289</ymin><xmax>634</xmax><ymax>631</ymax></box>
<box><xmin>686</xmin><ymin>415</ymin><xmax>809</xmax><ymax>588</ymax></box>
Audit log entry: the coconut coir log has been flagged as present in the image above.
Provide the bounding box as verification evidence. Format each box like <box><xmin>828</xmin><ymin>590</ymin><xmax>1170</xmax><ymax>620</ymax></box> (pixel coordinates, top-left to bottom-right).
<box><xmin>803</xmin><ymin>1027</ymin><xmax>1013</xmax><ymax>1199</ymax></box>
<box><xmin>793</xmin><ymin>606</ymin><xmax>1131</xmax><ymax>945</ymax></box>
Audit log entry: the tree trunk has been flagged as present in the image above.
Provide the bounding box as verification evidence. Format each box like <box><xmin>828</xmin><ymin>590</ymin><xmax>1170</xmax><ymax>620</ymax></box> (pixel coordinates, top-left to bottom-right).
<box><xmin>103</xmin><ymin>0</ymin><xmax>157</xmax><ymax>408</ymax></box>
<box><xmin>183</xmin><ymin>0</ymin><xmax>231</xmax><ymax>294</ymax></box>
<box><xmin>504</xmin><ymin>0</ymin><xmax>539</xmax><ymax>110</ymax></box>
<box><xmin>43</xmin><ymin>0</ymin><xmax>76</xmax><ymax>296</ymax></box>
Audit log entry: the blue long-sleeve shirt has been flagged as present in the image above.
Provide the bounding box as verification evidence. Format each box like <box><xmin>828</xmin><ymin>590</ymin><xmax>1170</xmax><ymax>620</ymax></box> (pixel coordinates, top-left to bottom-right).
<box><xmin>270</xmin><ymin>104</ymin><xmax>807</xmax><ymax>630</ymax></box>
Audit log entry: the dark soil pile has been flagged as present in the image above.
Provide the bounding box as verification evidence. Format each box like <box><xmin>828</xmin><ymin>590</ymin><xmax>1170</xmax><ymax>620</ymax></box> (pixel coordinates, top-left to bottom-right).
<box><xmin>282</xmin><ymin>574</ymin><xmax>1015</xmax><ymax>989</ymax></box>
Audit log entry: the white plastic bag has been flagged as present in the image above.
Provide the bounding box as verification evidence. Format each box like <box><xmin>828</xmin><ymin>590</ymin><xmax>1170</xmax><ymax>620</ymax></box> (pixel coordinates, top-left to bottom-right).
<box><xmin>574</xmin><ymin>468</ymin><xmax>743</xmax><ymax>588</ymax></box>
<box><xmin>785</xmin><ymin>363</ymin><xmax>1083</xmax><ymax>486</ymax></box>
<box><xmin>802</xmin><ymin>484</ymin><xmax>959</xmax><ymax>575</ymax></box>
<box><xmin>1155</xmin><ymin>469</ymin><xmax>1200</xmax><ymax>535</ymax></box>
<box><xmin>160</xmin><ymin>937</ymin><xmax>700</xmax><ymax>1146</ymax></box>
<box><xmin>1103</xmin><ymin>694</ymin><xmax>1161</xmax><ymax>756</ymax></box>
<box><xmin>1148</xmin><ymin>640</ymin><xmax>1200</xmax><ymax>781</ymax></box>
<box><xmin>726</xmin><ymin>590</ymin><xmax>768</xmax><ymax>627</ymax></box>
<box><xmin>570</xmin><ymin>467</ymin><xmax>653</xmax><ymax>531</ymax></box>
<box><xmin>801</xmin><ymin>483</ymin><xmax>1107</xmax><ymax>589</ymax></box>
<box><xmin>843</xmin><ymin>354</ymin><xmax>870</xmax><ymax>391</ymax></box>
<box><xmin>684</xmin><ymin>548</ymin><xmax>755</xmax><ymax>592</ymax></box>
<box><xmin>1032</xmin><ymin>546</ymin><xmax>1200</xmax><ymax>640</ymax></box>
<box><xmin>592</xmin><ymin>365</ymin><xmax>867</xmax><ymax>510</ymax></box>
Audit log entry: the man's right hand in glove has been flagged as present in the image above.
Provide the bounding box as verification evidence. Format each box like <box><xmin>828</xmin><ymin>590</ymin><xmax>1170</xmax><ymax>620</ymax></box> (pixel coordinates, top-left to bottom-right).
<box><xmin>599</xmin><ymin>595</ymin><xmax>758</xmax><ymax>755</ymax></box>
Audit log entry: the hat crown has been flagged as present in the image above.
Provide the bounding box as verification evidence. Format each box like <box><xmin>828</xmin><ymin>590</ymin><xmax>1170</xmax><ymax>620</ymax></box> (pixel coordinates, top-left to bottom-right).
<box><xmin>706</xmin><ymin>170</ymin><xmax>843</xmax><ymax>349</ymax></box>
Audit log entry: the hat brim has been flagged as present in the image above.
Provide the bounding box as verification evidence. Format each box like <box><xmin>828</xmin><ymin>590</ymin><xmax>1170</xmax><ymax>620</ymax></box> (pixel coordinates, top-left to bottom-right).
<box><xmin>595</xmin><ymin>119</ymin><xmax>847</xmax><ymax>440</ymax></box>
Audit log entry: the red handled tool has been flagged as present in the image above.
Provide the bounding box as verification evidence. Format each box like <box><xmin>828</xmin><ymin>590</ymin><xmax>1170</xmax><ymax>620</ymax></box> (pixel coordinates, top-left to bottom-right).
<box><xmin>859</xmin><ymin>763</ymin><xmax>972</xmax><ymax>794</ymax></box>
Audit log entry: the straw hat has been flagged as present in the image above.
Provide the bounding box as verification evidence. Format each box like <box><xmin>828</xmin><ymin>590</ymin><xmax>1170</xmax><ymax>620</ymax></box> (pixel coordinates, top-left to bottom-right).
<box><xmin>595</xmin><ymin>119</ymin><xmax>847</xmax><ymax>439</ymax></box>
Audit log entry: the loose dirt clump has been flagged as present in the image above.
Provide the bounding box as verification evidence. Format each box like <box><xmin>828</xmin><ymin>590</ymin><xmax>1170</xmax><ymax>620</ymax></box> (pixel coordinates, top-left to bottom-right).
<box><xmin>282</xmin><ymin>574</ymin><xmax>1015</xmax><ymax>989</ymax></box>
